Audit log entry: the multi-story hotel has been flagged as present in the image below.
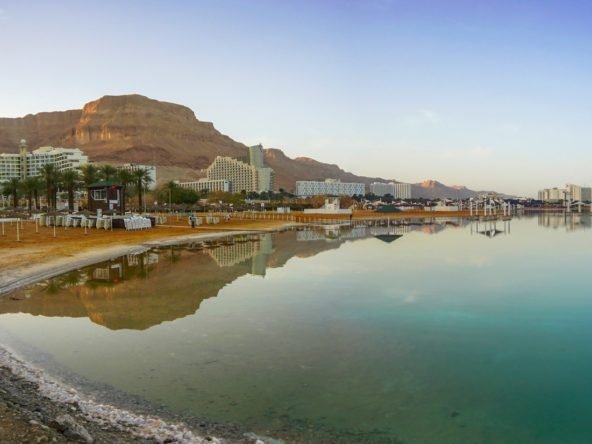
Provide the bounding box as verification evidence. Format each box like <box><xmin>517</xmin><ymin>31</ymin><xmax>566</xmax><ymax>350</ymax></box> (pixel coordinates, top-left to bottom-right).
<box><xmin>393</xmin><ymin>182</ymin><xmax>412</xmax><ymax>199</ymax></box>
<box><xmin>538</xmin><ymin>184</ymin><xmax>592</xmax><ymax>202</ymax></box>
<box><xmin>369</xmin><ymin>182</ymin><xmax>412</xmax><ymax>199</ymax></box>
<box><xmin>117</xmin><ymin>164</ymin><xmax>157</xmax><ymax>190</ymax></box>
<box><xmin>190</xmin><ymin>144</ymin><xmax>274</xmax><ymax>194</ymax></box>
<box><xmin>178</xmin><ymin>178</ymin><xmax>231</xmax><ymax>193</ymax></box>
<box><xmin>0</xmin><ymin>140</ymin><xmax>88</xmax><ymax>182</ymax></box>
<box><xmin>295</xmin><ymin>179</ymin><xmax>365</xmax><ymax>197</ymax></box>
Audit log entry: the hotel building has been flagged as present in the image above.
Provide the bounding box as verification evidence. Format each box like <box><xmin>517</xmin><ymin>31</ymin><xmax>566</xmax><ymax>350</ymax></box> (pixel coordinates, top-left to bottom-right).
<box><xmin>178</xmin><ymin>178</ymin><xmax>231</xmax><ymax>193</ymax></box>
<box><xmin>0</xmin><ymin>140</ymin><xmax>88</xmax><ymax>182</ymax></box>
<box><xmin>181</xmin><ymin>144</ymin><xmax>274</xmax><ymax>194</ymax></box>
<box><xmin>369</xmin><ymin>182</ymin><xmax>412</xmax><ymax>199</ymax></box>
<box><xmin>295</xmin><ymin>179</ymin><xmax>365</xmax><ymax>197</ymax></box>
<box><xmin>538</xmin><ymin>184</ymin><xmax>592</xmax><ymax>202</ymax></box>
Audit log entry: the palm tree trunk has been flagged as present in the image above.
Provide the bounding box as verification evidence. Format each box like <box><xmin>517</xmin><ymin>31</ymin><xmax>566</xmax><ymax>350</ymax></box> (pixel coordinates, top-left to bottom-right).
<box><xmin>138</xmin><ymin>180</ymin><xmax>143</xmax><ymax>210</ymax></box>
<box><xmin>33</xmin><ymin>189</ymin><xmax>39</xmax><ymax>210</ymax></box>
<box><xmin>68</xmin><ymin>187</ymin><xmax>74</xmax><ymax>213</ymax></box>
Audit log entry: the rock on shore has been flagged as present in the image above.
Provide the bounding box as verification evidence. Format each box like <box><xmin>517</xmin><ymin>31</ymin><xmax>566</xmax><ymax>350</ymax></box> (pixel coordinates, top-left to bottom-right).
<box><xmin>0</xmin><ymin>346</ymin><xmax>278</xmax><ymax>443</ymax></box>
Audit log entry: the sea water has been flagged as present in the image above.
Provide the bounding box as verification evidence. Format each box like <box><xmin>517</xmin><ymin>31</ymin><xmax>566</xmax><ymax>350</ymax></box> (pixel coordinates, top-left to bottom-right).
<box><xmin>1</xmin><ymin>214</ymin><xmax>592</xmax><ymax>443</ymax></box>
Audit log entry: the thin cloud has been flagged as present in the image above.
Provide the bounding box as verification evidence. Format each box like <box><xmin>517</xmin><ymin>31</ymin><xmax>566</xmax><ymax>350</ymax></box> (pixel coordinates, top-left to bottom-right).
<box><xmin>420</xmin><ymin>109</ymin><xmax>441</xmax><ymax>124</ymax></box>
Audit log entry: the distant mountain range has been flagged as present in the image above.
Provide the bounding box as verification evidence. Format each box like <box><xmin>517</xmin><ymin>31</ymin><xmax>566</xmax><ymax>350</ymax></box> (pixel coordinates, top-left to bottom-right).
<box><xmin>0</xmin><ymin>94</ymin><xmax>503</xmax><ymax>198</ymax></box>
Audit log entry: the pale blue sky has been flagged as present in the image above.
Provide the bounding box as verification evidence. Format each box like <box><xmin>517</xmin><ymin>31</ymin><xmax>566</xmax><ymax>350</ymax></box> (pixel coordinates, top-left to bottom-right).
<box><xmin>1</xmin><ymin>0</ymin><xmax>591</xmax><ymax>196</ymax></box>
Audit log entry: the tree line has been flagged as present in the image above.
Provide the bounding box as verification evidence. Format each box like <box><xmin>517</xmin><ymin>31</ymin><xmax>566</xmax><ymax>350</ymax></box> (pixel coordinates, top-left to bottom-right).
<box><xmin>1</xmin><ymin>164</ymin><xmax>153</xmax><ymax>212</ymax></box>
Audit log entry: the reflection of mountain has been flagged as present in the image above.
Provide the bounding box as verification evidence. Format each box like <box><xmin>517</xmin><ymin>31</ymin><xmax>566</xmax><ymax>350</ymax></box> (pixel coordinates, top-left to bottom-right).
<box><xmin>537</xmin><ymin>213</ymin><xmax>592</xmax><ymax>231</ymax></box>
<box><xmin>0</xmin><ymin>231</ymin><xmax>365</xmax><ymax>330</ymax></box>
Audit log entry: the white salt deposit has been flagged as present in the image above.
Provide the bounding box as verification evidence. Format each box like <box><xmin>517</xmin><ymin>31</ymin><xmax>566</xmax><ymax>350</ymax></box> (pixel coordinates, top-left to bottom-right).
<box><xmin>0</xmin><ymin>345</ymin><xmax>224</xmax><ymax>444</ymax></box>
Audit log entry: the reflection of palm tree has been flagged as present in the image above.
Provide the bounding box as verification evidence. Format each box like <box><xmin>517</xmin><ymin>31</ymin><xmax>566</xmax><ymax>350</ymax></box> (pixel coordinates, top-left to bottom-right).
<box><xmin>61</xmin><ymin>269</ymin><xmax>83</xmax><ymax>287</ymax></box>
<box><xmin>46</xmin><ymin>277</ymin><xmax>65</xmax><ymax>294</ymax></box>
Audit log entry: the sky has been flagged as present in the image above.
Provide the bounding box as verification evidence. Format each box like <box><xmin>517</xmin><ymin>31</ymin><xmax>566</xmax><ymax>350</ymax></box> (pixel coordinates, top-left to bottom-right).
<box><xmin>1</xmin><ymin>0</ymin><xmax>592</xmax><ymax>197</ymax></box>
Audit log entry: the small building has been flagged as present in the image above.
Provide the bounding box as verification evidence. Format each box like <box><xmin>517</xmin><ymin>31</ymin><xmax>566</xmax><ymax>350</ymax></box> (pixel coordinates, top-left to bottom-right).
<box><xmin>88</xmin><ymin>181</ymin><xmax>125</xmax><ymax>213</ymax></box>
<box><xmin>304</xmin><ymin>198</ymin><xmax>352</xmax><ymax>215</ymax></box>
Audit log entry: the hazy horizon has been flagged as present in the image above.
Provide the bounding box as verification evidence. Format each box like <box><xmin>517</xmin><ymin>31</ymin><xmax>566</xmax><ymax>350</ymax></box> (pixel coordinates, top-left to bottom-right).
<box><xmin>1</xmin><ymin>0</ymin><xmax>591</xmax><ymax>197</ymax></box>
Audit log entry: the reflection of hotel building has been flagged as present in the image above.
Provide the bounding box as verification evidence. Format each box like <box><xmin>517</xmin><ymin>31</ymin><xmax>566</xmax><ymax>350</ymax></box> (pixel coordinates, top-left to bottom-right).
<box><xmin>296</xmin><ymin>179</ymin><xmax>365</xmax><ymax>197</ymax></box>
<box><xmin>297</xmin><ymin>227</ymin><xmax>369</xmax><ymax>241</ymax></box>
<box><xmin>369</xmin><ymin>182</ymin><xmax>412</xmax><ymax>199</ymax></box>
<box><xmin>205</xmin><ymin>234</ymin><xmax>273</xmax><ymax>276</ymax></box>
<box><xmin>538</xmin><ymin>213</ymin><xmax>592</xmax><ymax>231</ymax></box>
<box><xmin>0</xmin><ymin>140</ymin><xmax>88</xmax><ymax>182</ymax></box>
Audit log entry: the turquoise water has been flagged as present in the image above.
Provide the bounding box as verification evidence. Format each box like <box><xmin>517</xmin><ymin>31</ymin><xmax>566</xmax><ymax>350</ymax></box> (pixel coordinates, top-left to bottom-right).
<box><xmin>1</xmin><ymin>214</ymin><xmax>592</xmax><ymax>443</ymax></box>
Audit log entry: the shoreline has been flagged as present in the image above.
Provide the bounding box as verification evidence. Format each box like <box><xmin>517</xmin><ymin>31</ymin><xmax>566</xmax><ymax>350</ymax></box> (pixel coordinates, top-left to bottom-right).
<box><xmin>0</xmin><ymin>212</ymin><xmax>518</xmax><ymax>442</ymax></box>
<box><xmin>0</xmin><ymin>228</ymin><xmax>282</xmax><ymax>297</ymax></box>
<box><xmin>0</xmin><ymin>223</ymin><xmax>297</xmax><ymax>443</ymax></box>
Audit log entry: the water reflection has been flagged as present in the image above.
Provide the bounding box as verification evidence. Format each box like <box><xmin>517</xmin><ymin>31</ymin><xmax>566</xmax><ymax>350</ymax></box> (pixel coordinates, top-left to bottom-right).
<box><xmin>537</xmin><ymin>212</ymin><xmax>592</xmax><ymax>231</ymax></box>
<box><xmin>0</xmin><ymin>219</ymin><xmax>499</xmax><ymax>332</ymax></box>
<box><xmin>4</xmin><ymin>216</ymin><xmax>592</xmax><ymax>443</ymax></box>
<box><xmin>470</xmin><ymin>219</ymin><xmax>511</xmax><ymax>238</ymax></box>
<box><xmin>1</xmin><ymin>229</ymin><xmax>374</xmax><ymax>330</ymax></box>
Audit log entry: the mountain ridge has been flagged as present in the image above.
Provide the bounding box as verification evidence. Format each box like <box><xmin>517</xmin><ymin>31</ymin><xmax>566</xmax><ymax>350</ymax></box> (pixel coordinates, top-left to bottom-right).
<box><xmin>0</xmin><ymin>94</ymin><xmax>501</xmax><ymax>198</ymax></box>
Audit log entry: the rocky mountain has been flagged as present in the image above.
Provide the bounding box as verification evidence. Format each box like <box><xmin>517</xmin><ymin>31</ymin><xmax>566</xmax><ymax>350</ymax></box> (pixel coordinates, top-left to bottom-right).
<box><xmin>0</xmin><ymin>94</ymin><xmax>495</xmax><ymax>197</ymax></box>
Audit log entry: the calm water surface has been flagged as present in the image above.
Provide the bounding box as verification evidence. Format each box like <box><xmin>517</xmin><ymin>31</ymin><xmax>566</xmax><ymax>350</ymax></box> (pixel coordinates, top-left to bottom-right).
<box><xmin>1</xmin><ymin>214</ymin><xmax>592</xmax><ymax>443</ymax></box>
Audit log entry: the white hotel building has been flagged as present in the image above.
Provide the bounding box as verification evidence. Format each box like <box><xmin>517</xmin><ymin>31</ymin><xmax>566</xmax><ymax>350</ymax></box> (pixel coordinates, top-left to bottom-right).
<box><xmin>178</xmin><ymin>145</ymin><xmax>274</xmax><ymax>194</ymax></box>
<box><xmin>0</xmin><ymin>140</ymin><xmax>88</xmax><ymax>182</ymax></box>
<box><xmin>178</xmin><ymin>178</ymin><xmax>231</xmax><ymax>193</ymax></box>
<box><xmin>295</xmin><ymin>179</ymin><xmax>365</xmax><ymax>197</ymax></box>
<box><xmin>369</xmin><ymin>182</ymin><xmax>412</xmax><ymax>199</ymax></box>
<box><xmin>538</xmin><ymin>184</ymin><xmax>592</xmax><ymax>202</ymax></box>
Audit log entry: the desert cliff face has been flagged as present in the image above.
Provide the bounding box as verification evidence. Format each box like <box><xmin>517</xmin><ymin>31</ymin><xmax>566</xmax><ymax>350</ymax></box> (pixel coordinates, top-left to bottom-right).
<box><xmin>0</xmin><ymin>94</ymin><xmax>246</xmax><ymax>170</ymax></box>
<box><xmin>0</xmin><ymin>94</ymin><xmax>487</xmax><ymax>196</ymax></box>
<box><xmin>0</xmin><ymin>110</ymin><xmax>82</xmax><ymax>150</ymax></box>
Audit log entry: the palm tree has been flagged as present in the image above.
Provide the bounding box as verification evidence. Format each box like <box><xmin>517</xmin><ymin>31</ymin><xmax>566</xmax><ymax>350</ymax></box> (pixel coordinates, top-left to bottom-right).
<box><xmin>133</xmin><ymin>168</ymin><xmax>153</xmax><ymax>211</ymax></box>
<box><xmin>39</xmin><ymin>164</ymin><xmax>60</xmax><ymax>210</ymax></box>
<box><xmin>80</xmin><ymin>164</ymin><xmax>100</xmax><ymax>188</ymax></box>
<box><xmin>163</xmin><ymin>180</ymin><xmax>178</xmax><ymax>208</ymax></box>
<box><xmin>61</xmin><ymin>169</ymin><xmax>81</xmax><ymax>213</ymax></box>
<box><xmin>2</xmin><ymin>177</ymin><xmax>20</xmax><ymax>208</ymax></box>
<box><xmin>21</xmin><ymin>177</ymin><xmax>41</xmax><ymax>213</ymax></box>
<box><xmin>116</xmin><ymin>169</ymin><xmax>135</xmax><ymax>213</ymax></box>
<box><xmin>99</xmin><ymin>164</ymin><xmax>118</xmax><ymax>182</ymax></box>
